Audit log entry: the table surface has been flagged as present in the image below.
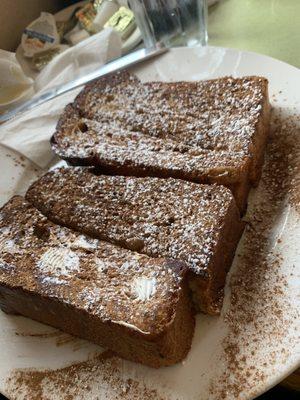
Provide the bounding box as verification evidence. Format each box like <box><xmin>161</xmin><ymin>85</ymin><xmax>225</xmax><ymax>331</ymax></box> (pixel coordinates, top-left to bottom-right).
<box><xmin>208</xmin><ymin>0</ymin><xmax>300</xmax><ymax>68</ymax></box>
<box><xmin>0</xmin><ymin>0</ymin><xmax>299</xmax><ymax>399</ymax></box>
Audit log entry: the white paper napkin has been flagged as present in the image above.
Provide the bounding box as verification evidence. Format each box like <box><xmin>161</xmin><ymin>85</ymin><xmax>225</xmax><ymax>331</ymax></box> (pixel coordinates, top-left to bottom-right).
<box><xmin>0</xmin><ymin>50</ymin><xmax>34</xmax><ymax>112</ymax></box>
<box><xmin>0</xmin><ymin>28</ymin><xmax>122</xmax><ymax>168</ymax></box>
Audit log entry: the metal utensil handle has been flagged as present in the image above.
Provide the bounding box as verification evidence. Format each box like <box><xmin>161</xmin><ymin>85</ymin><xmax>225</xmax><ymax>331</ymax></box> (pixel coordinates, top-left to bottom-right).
<box><xmin>0</xmin><ymin>44</ymin><xmax>167</xmax><ymax>123</ymax></box>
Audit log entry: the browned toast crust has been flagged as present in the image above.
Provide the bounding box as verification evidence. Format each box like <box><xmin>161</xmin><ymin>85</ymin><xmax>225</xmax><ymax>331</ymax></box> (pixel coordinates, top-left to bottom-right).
<box><xmin>0</xmin><ymin>196</ymin><xmax>194</xmax><ymax>367</ymax></box>
<box><xmin>26</xmin><ymin>168</ymin><xmax>245</xmax><ymax>314</ymax></box>
<box><xmin>51</xmin><ymin>72</ymin><xmax>270</xmax><ymax>212</ymax></box>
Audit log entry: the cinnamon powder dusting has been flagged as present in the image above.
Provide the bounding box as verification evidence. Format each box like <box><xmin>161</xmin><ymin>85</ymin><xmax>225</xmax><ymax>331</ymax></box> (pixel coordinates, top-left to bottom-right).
<box><xmin>4</xmin><ymin>108</ymin><xmax>300</xmax><ymax>400</ymax></box>
<box><xmin>6</xmin><ymin>351</ymin><xmax>166</xmax><ymax>400</ymax></box>
<box><xmin>209</xmin><ymin>107</ymin><xmax>300</xmax><ymax>399</ymax></box>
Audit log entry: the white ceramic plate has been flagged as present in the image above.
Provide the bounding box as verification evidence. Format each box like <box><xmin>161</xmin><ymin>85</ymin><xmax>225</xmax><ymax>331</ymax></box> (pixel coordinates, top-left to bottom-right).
<box><xmin>16</xmin><ymin>1</ymin><xmax>142</xmax><ymax>80</ymax></box>
<box><xmin>0</xmin><ymin>47</ymin><xmax>299</xmax><ymax>400</ymax></box>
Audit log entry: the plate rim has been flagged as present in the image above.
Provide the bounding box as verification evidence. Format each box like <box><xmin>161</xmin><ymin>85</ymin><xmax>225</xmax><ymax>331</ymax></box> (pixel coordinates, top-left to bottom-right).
<box><xmin>1</xmin><ymin>45</ymin><xmax>300</xmax><ymax>400</ymax></box>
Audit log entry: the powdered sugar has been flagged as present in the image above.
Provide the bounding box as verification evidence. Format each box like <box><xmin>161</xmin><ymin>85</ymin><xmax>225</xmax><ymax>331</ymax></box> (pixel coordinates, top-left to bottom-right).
<box><xmin>0</xmin><ymin>227</ymin><xmax>19</xmax><ymax>254</ymax></box>
<box><xmin>0</xmin><ymin>238</ymin><xmax>19</xmax><ymax>254</ymax></box>
<box><xmin>53</xmin><ymin>73</ymin><xmax>266</xmax><ymax>180</ymax></box>
<box><xmin>0</xmin><ymin>197</ymin><xmax>185</xmax><ymax>334</ymax></box>
<box><xmin>132</xmin><ymin>277</ymin><xmax>156</xmax><ymax>301</ymax></box>
<box><xmin>69</xmin><ymin>235</ymin><xmax>99</xmax><ymax>251</ymax></box>
<box><xmin>79</xmin><ymin>286</ymin><xmax>103</xmax><ymax>311</ymax></box>
<box><xmin>0</xmin><ymin>257</ymin><xmax>14</xmax><ymax>271</ymax></box>
<box><xmin>40</xmin><ymin>275</ymin><xmax>68</xmax><ymax>286</ymax></box>
<box><xmin>37</xmin><ymin>247</ymin><xmax>80</xmax><ymax>277</ymax></box>
<box><xmin>27</xmin><ymin>168</ymin><xmax>233</xmax><ymax>277</ymax></box>
<box><xmin>94</xmin><ymin>257</ymin><xmax>108</xmax><ymax>273</ymax></box>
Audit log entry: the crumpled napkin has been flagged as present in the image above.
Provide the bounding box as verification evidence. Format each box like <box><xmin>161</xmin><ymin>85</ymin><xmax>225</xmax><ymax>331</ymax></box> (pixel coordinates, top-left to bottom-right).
<box><xmin>0</xmin><ymin>50</ymin><xmax>34</xmax><ymax>111</ymax></box>
<box><xmin>0</xmin><ymin>27</ymin><xmax>122</xmax><ymax>168</ymax></box>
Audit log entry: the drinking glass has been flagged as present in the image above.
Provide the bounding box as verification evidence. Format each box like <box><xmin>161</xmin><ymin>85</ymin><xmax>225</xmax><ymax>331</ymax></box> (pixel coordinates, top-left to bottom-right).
<box><xmin>128</xmin><ymin>0</ymin><xmax>208</xmax><ymax>48</ymax></box>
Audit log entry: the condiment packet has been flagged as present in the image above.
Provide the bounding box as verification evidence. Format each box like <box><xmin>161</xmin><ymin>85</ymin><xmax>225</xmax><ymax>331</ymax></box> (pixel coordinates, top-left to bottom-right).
<box><xmin>0</xmin><ymin>28</ymin><xmax>122</xmax><ymax>168</ymax></box>
<box><xmin>92</xmin><ymin>0</ymin><xmax>120</xmax><ymax>33</ymax></box>
<box><xmin>35</xmin><ymin>27</ymin><xmax>121</xmax><ymax>92</ymax></box>
<box><xmin>104</xmin><ymin>6</ymin><xmax>135</xmax><ymax>40</ymax></box>
<box><xmin>21</xmin><ymin>12</ymin><xmax>60</xmax><ymax>58</ymax></box>
<box><xmin>76</xmin><ymin>0</ymin><xmax>120</xmax><ymax>34</ymax></box>
<box><xmin>56</xmin><ymin>6</ymin><xmax>81</xmax><ymax>40</ymax></box>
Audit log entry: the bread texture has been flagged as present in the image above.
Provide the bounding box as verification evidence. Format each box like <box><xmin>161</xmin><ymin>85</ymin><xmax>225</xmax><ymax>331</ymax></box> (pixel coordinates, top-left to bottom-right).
<box><xmin>26</xmin><ymin>168</ymin><xmax>244</xmax><ymax>315</ymax></box>
<box><xmin>51</xmin><ymin>72</ymin><xmax>270</xmax><ymax>212</ymax></box>
<box><xmin>0</xmin><ymin>196</ymin><xmax>194</xmax><ymax>368</ymax></box>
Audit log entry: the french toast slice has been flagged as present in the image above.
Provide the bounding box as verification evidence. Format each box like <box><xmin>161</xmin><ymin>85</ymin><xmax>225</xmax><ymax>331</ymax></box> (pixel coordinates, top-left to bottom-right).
<box><xmin>0</xmin><ymin>196</ymin><xmax>194</xmax><ymax>368</ymax></box>
<box><xmin>51</xmin><ymin>72</ymin><xmax>270</xmax><ymax>212</ymax></box>
<box><xmin>26</xmin><ymin>168</ymin><xmax>244</xmax><ymax>314</ymax></box>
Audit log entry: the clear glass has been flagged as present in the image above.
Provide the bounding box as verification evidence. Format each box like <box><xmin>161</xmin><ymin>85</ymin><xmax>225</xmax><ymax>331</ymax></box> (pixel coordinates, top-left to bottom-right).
<box><xmin>128</xmin><ymin>0</ymin><xmax>208</xmax><ymax>48</ymax></box>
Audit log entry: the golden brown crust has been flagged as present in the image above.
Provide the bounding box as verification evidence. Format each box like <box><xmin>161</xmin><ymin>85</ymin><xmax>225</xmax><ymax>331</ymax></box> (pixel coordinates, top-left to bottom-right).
<box><xmin>0</xmin><ymin>196</ymin><xmax>194</xmax><ymax>367</ymax></box>
<box><xmin>189</xmin><ymin>199</ymin><xmax>245</xmax><ymax>313</ymax></box>
<box><xmin>51</xmin><ymin>72</ymin><xmax>270</xmax><ymax>212</ymax></box>
<box><xmin>248</xmin><ymin>83</ymin><xmax>271</xmax><ymax>185</ymax></box>
<box><xmin>26</xmin><ymin>168</ymin><xmax>244</xmax><ymax>314</ymax></box>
